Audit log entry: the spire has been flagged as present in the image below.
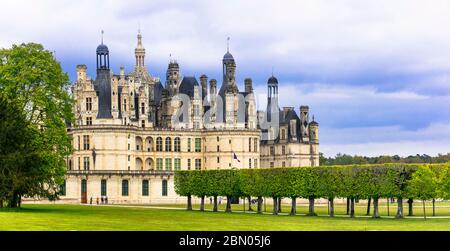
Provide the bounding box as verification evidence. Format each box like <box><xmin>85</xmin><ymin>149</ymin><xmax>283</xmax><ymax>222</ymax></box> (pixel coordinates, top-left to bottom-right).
<box><xmin>227</xmin><ymin>37</ymin><xmax>230</xmax><ymax>52</ymax></box>
<box><xmin>101</xmin><ymin>30</ymin><xmax>104</xmax><ymax>44</ymax></box>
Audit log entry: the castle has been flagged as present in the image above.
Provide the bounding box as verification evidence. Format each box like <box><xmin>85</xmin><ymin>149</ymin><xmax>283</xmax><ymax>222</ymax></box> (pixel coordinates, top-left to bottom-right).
<box><xmin>61</xmin><ymin>31</ymin><xmax>319</xmax><ymax>204</ymax></box>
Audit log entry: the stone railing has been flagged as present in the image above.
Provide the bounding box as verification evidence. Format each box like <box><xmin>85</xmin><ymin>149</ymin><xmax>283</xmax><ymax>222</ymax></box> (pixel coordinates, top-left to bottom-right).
<box><xmin>66</xmin><ymin>170</ymin><xmax>174</xmax><ymax>176</ymax></box>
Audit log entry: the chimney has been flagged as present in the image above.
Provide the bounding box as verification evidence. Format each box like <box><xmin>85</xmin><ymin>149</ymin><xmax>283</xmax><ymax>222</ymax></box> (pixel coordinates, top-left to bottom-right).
<box><xmin>244</xmin><ymin>78</ymin><xmax>253</xmax><ymax>93</ymax></box>
<box><xmin>200</xmin><ymin>74</ymin><xmax>208</xmax><ymax>100</ymax></box>
<box><xmin>76</xmin><ymin>64</ymin><xmax>87</xmax><ymax>81</ymax></box>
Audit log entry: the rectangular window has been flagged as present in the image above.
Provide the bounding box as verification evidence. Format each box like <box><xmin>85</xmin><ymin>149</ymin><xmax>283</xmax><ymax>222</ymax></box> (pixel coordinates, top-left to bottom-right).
<box><xmin>156</xmin><ymin>158</ymin><xmax>163</xmax><ymax>170</ymax></box>
<box><xmin>77</xmin><ymin>136</ymin><xmax>80</xmax><ymax>150</ymax></box>
<box><xmin>83</xmin><ymin>135</ymin><xmax>90</xmax><ymax>150</ymax></box>
<box><xmin>217</xmin><ymin>145</ymin><xmax>220</xmax><ymax>152</ymax></box>
<box><xmin>59</xmin><ymin>180</ymin><xmax>66</xmax><ymax>196</ymax></box>
<box><xmin>282</xmin><ymin>161</ymin><xmax>286</xmax><ymax>167</ymax></box>
<box><xmin>217</xmin><ymin>157</ymin><xmax>220</xmax><ymax>163</ymax></box>
<box><xmin>86</xmin><ymin>117</ymin><xmax>92</xmax><ymax>125</ymax></box>
<box><xmin>122</xmin><ymin>180</ymin><xmax>129</xmax><ymax>196</ymax></box>
<box><xmin>174</xmin><ymin>158</ymin><xmax>181</xmax><ymax>170</ymax></box>
<box><xmin>282</xmin><ymin>145</ymin><xmax>286</xmax><ymax>155</ymax></box>
<box><xmin>165</xmin><ymin>158</ymin><xmax>172</xmax><ymax>171</ymax></box>
<box><xmin>249</xmin><ymin>158</ymin><xmax>252</xmax><ymax>168</ymax></box>
<box><xmin>254</xmin><ymin>138</ymin><xmax>258</xmax><ymax>152</ymax></box>
<box><xmin>141</xmin><ymin>103</ymin><xmax>145</xmax><ymax>114</ymax></box>
<box><xmin>142</xmin><ymin>180</ymin><xmax>149</xmax><ymax>196</ymax></box>
<box><xmin>195</xmin><ymin>138</ymin><xmax>201</xmax><ymax>152</ymax></box>
<box><xmin>162</xmin><ymin>180</ymin><xmax>168</xmax><ymax>196</ymax></box>
<box><xmin>83</xmin><ymin>157</ymin><xmax>90</xmax><ymax>170</ymax></box>
<box><xmin>86</xmin><ymin>97</ymin><xmax>92</xmax><ymax>111</ymax></box>
<box><xmin>270</xmin><ymin>146</ymin><xmax>275</xmax><ymax>156</ymax></box>
<box><xmin>101</xmin><ymin>179</ymin><xmax>107</xmax><ymax>196</ymax></box>
<box><xmin>187</xmin><ymin>138</ymin><xmax>191</xmax><ymax>152</ymax></box>
<box><xmin>78</xmin><ymin>157</ymin><xmax>81</xmax><ymax>170</ymax></box>
<box><xmin>187</xmin><ymin>159</ymin><xmax>191</xmax><ymax>170</ymax></box>
<box><xmin>195</xmin><ymin>159</ymin><xmax>201</xmax><ymax>170</ymax></box>
<box><xmin>270</xmin><ymin>162</ymin><xmax>274</xmax><ymax>168</ymax></box>
<box><xmin>249</xmin><ymin>138</ymin><xmax>252</xmax><ymax>152</ymax></box>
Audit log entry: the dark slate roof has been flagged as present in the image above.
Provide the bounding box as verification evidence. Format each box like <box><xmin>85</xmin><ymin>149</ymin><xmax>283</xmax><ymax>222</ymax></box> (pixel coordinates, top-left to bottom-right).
<box><xmin>153</xmin><ymin>81</ymin><xmax>164</xmax><ymax>105</ymax></box>
<box><xmin>223</xmin><ymin>51</ymin><xmax>234</xmax><ymax>63</ymax></box>
<box><xmin>96</xmin><ymin>44</ymin><xmax>109</xmax><ymax>54</ymax></box>
<box><xmin>179</xmin><ymin>76</ymin><xmax>199</xmax><ymax>98</ymax></box>
<box><xmin>268</xmin><ymin>76</ymin><xmax>278</xmax><ymax>84</ymax></box>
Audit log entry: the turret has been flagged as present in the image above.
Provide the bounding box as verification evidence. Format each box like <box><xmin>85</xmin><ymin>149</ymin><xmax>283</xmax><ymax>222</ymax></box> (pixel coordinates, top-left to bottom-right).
<box><xmin>95</xmin><ymin>31</ymin><xmax>112</xmax><ymax>119</ymax></box>
<box><xmin>166</xmin><ymin>60</ymin><xmax>180</xmax><ymax>95</ymax></box>
<box><xmin>309</xmin><ymin>117</ymin><xmax>319</xmax><ymax>144</ymax></box>
<box><xmin>134</xmin><ymin>30</ymin><xmax>146</xmax><ymax>74</ymax></box>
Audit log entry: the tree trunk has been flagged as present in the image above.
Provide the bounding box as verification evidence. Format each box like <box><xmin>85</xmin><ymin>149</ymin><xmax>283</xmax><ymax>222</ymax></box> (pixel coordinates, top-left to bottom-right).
<box><xmin>432</xmin><ymin>198</ymin><xmax>435</xmax><ymax>216</ymax></box>
<box><xmin>187</xmin><ymin>195</ymin><xmax>192</xmax><ymax>211</ymax></box>
<box><xmin>213</xmin><ymin>196</ymin><xmax>218</xmax><ymax>212</ymax></box>
<box><xmin>395</xmin><ymin>197</ymin><xmax>404</xmax><ymax>219</ymax></box>
<box><xmin>329</xmin><ymin>198</ymin><xmax>334</xmax><ymax>217</ymax></box>
<box><xmin>0</xmin><ymin>199</ymin><xmax>3</xmax><ymax>208</ymax></box>
<box><xmin>225</xmin><ymin>196</ymin><xmax>232</xmax><ymax>212</ymax></box>
<box><xmin>308</xmin><ymin>197</ymin><xmax>316</xmax><ymax>216</ymax></box>
<box><xmin>373</xmin><ymin>197</ymin><xmax>380</xmax><ymax>218</ymax></box>
<box><xmin>18</xmin><ymin>196</ymin><xmax>21</xmax><ymax>208</ymax></box>
<box><xmin>366</xmin><ymin>198</ymin><xmax>371</xmax><ymax>216</ymax></box>
<box><xmin>290</xmin><ymin>197</ymin><xmax>297</xmax><ymax>215</ymax></box>
<box><xmin>277</xmin><ymin>197</ymin><xmax>282</xmax><ymax>213</ymax></box>
<box><xmin>407</xmin><ymin>198</ymin><xmax>414</xmax><ymax>216</ymax></box>
<box><xmin>387</xmin><ymin>198</ymin><xmax>390</xmax><ymax>216</ymax></box>
<box><xmin>350</xmin><ymin>198</ymin><xmax>355</xmax><ymax>218</ymax></box>
<box><xmin>346</xmin><ymin>198</ymin><xmax>350</xmax><ymax>215</ymax></box>
<box><xmin>257</xmin><ymin>196</ymin><xmax>263</xmax><ymax>214</ymax></box>
<box><xmin>423</xmin><ymin>200</ymin><xmax>426</xmax><ymax>219</ymax></box>
<box><xmin>272</xmin><ymin>197</ymin><xmax>278</xmax><ymax>215</ymax></box>
<box><xmin>9</xmin><ymin>192</ymin><xmax>19</xmax><ymax>208</ymax></box>
<box><xmin>200</xmin><ymin>196</ymin><xmax>205</xmax><ymax>211</ymax></box>
<box><xmin>248</xmin><ymin>196</ymin><xmax>253</xmax><ymax>211</ymax></box>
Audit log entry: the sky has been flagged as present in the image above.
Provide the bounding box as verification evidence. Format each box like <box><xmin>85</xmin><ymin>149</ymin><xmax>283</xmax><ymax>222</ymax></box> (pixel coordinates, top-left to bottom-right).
<box><xmin>1</xmin><ymin>0</ymin><xmax>450</xmax><ymax>157</ymax></box>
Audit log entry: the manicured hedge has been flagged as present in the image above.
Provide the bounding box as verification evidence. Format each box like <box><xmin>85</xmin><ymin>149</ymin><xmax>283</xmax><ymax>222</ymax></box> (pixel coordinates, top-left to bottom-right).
<box><xmin>175</xmin><ymin>163</ymin><xmax>450</xmax><ymax>218</ymax></box>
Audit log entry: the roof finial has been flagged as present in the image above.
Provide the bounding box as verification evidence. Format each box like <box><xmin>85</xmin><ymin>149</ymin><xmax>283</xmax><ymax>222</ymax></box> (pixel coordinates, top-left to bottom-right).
<box><xmin>227</xmin><ymin>36</ymin><xmax>230</xmax><ymax>52</ymax></box>
<box><xmin>312</xmin><ymin>115</ymin><xmax>315</xmax><ymax>122</ymax></box>
<box><xmin>138</xmin><ymin>21</ymin><xmax>141</xmax><ymax>34</ymax></box>
<box><xmin>272</xmin><ymin>66</ymin><xmax>274</xmax><ymax>77</ymax></box>
<box><xmin>101</xmin><ymin>30</ymin><xmax>104</xmax><ymax>44</ymax></box>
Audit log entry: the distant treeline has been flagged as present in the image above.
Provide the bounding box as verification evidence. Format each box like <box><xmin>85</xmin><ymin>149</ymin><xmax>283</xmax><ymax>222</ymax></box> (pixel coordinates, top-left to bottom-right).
<box><xmin>175</xmin><ymin>163</ymin><xmax>450</xmax><ymax>219</ymax></box>
<box><xmin>320</xmin><ymin>153</ymin><xmax>450</xmax><ymax>166</ymax></box>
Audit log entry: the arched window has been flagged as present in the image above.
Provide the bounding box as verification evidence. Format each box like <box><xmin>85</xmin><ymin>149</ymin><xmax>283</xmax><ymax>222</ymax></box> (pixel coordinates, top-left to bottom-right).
<box><xmin>146</xmin><ymin>137</ymin><xmax>153</xmax><ymax>152</ymax></box>
<box><xmin>174</xmin><ymin>137</ymin><xmax>181</xmax><ymax>152</ymax></box>
<box><xmin>165</xmin><ymin>137</ymin><xmax>172</xmax><ymax>152</ymax></box>
<box><xmin>162</xmin><ymin>180</ymin><xmax>168</xmax><ymax>196</ymax></box>
<box><xmin>156</xmin><ymin>137</ymin><xmax>163</xmax><ymax>152</ymax></box>
<box><xmin>254</xmin><ymin>138</ymin><xmax>258</xmax><ymax>152</ymax></box>
<box><xmin>122</xmin><ymin>180</ymin><xmax>129</xmax><ymax>196</ymax></box>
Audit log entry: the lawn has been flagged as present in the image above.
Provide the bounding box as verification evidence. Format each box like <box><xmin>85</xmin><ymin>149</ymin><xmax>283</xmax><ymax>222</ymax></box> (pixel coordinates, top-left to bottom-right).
<box><xmin>1</xmin><ymin>203</ymin><xmax>450</xmax><ymax>230</ymax></box>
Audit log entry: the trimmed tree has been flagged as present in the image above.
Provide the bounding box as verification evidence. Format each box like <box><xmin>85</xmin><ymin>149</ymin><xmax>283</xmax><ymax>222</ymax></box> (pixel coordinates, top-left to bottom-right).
<box><xmin>174</xmin><ymin>170</ymin><xmax>193</xmax><ymax>210</ymax></box>
<box><xmin>407</xmin><ymin>165</ymin><xmax>437</xmax><ymax>219</ymax></box>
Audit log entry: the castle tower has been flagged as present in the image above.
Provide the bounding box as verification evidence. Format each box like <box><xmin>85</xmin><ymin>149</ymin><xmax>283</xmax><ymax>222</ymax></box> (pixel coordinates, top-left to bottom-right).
<box><xmin>266</xmin><ymin>75</ymin><xmax>279</xmax><ymax>122</ymax></box>
<box><xmin>95</xmin><ymin>31</ymin><xmax>113</xmax><ymax>119</ymax></box>
<box><xmin>166</xmin><ymin>60</ymin><xmax>180</xmax><ymax>95</ymax></box>
<box><xmin>134</xmin><ymin>30</ymin><xmax>146</xmax><ymax>74</ymax></box>
<box><xmin>300</xmin><ymin>105</ymin><xmax>310</xmax><ymax>142</ymax></box>
<box><xmin>309</xmin><ymin>116</ymin><xmax>319</xmax><ymax>144</ymax></box>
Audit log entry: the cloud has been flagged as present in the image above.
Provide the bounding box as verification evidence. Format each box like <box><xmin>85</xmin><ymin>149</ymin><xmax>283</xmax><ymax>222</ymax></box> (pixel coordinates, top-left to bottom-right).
<box><xmin>1</xmin><ymin>0</ymin><xmax>449</xmax><ymax>157</ymax></box>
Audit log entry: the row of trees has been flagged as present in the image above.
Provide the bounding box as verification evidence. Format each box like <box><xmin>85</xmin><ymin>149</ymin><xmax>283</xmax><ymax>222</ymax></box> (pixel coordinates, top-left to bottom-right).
<box><xmin>174</xmin><ymin>164</ymin><xmax>450</xmax><ymax>218</ymax></box>
<box><xmin>0</xmin><ymin>43</ymin><xmax>73</xmax><ymax>208</ymax></box>
<box><xmin>320</xmin><ymin>153</ymin><xmax>450</xmax><ymax>166</ymax></box>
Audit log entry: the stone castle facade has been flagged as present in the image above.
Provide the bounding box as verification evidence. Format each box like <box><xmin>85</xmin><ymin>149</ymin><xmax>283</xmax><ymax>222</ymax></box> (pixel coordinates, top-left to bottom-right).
<box><xmin>61</xmin><ymin>32</ymin><xmax>319</xmax><ymax>204</ymax></box>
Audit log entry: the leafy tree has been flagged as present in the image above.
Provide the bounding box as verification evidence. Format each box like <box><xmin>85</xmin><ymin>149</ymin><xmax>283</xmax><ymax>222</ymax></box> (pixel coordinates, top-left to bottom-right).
<box><xmin>316</xmin><ymin>167</ymin><xmax>341</xmax><ymax>217</ymax></box>
<box><xmin>174</xmin><ymin>171</ymin><xmax>193</xmax><ymax>210</ymax></box>
<box><xmin>407</xmin><ymin>165</ymin><xmax>438</xmax><ymax>219</ymax></box>
<box><xmin>0</xmin><ymin>43</ymin><xmax>74</xmax><ymax>206</ymax></box>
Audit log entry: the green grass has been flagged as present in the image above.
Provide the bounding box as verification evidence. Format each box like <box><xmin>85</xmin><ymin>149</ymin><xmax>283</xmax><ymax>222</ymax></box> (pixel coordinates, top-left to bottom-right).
<box><xmin>1</xmin><ymin>203</ymin><xmax>450</xmax><ymax>230</ymax></box>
